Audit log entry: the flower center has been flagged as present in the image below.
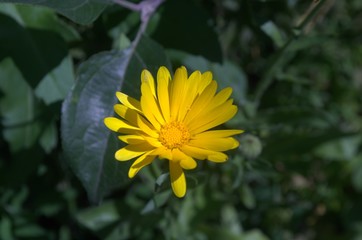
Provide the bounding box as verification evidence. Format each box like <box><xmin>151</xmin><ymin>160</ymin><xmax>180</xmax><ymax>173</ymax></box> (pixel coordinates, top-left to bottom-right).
<box><xmin>159</xmin><ymin>121</ymin><xmax>190</xmax><ymax>149</ymax></box>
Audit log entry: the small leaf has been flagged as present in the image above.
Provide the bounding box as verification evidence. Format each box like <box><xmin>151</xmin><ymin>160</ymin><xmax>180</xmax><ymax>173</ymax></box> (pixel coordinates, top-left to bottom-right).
<box><xmin>243</xmin><ymin>229</ymin><xmax>270</xmax><ymax>240</ymax></box>
<box><xmin>0</xmin><ymin>216</ymin><xmax>14</xmax><ymax>240</ymax></box>
<box><xmin>351</xmin><ymin>155</ymin><xmax>362</xmax><ymax>192</ymax></box>
<box><xmin>34</xmin><ymin>55</ymin><xmax>74</xmax><ymax>105</ymax></box>
<box><xmin>155</xmin><ymin>173</ymin><xmax>170</xmax><ymax>192</ymax></box>
<box><xmin>141</xmin><ymin>190</ymin><xmax>171</xmax><ymax>215</ymax></box>
<box><xmin>240</xmin><ymin>184</ymin><xmax>255</xmax><ymax>209</ymax></box>
<box><xmin>0</xmin><ymin>58</ymin><xmax>43</xmax><ymax>152</ymax></box>
<box><xmin>39</xmin><ymin>121</ymin><xmax>57</xmax><ymax>154</ymax></box>
<box><xmin>260</xmin><ymin>21</ymin><xmax>286</xmax><ymax>48</ymax></box>
<box><xmin>76</xmin><ymin>201</ymin><xmax>123</xmax><ymax>231</ymax></box>
<box><xmin>15</xmin><ymin>224</ymin><xmax>46</xmax><ymax>238</ymax></box>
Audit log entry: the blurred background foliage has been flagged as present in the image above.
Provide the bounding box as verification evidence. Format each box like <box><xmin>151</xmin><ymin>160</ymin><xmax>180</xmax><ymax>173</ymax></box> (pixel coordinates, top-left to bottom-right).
<box><xmin>0</xmin><ymin>0</ymin><xmax>361</xmax><ymax>239</ymax></box>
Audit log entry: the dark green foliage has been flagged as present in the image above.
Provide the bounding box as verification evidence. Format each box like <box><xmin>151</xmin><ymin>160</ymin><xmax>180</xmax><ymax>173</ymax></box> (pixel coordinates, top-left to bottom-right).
<box><xmin>0</xmin><ymin>0</ymin><xmax>361</xmax><ymax>239</ymax></box>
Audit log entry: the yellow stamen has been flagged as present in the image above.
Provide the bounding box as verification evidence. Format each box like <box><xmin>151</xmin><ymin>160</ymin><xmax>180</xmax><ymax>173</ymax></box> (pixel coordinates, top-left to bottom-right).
<box><xmin>159</xmin><ymin>121</ymin><xmax>190</xmax><ymax>149</ymax></box>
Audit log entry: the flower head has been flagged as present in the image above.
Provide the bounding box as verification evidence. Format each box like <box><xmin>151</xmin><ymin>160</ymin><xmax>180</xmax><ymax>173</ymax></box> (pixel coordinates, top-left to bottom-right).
<box><xmin>104</xmin><ymin>66</ymin><xmax>243</xmax><ymax>197</ymax></box>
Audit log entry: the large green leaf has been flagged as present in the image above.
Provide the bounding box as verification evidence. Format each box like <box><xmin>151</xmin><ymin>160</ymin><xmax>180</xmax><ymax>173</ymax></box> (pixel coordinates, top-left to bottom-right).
<box><xmin>61</xmin><ymin>36</ymin><xmax>171</xmax><ymax>203</ymax></box>
<box><xmin>0</xmin><ymin>0</ymin><xmax>110</xmax><ymax>25</ymax></box>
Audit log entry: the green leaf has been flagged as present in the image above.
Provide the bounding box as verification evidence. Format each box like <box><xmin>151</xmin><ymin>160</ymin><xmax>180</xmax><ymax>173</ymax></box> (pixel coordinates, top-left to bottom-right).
<box><xmin>200</xmin><ymin>226</ymin><xmax>269</xmax><ymax>240</ymax></box>
<box><xmin>0</xmin><ymin>0</ymin><xmax>109</xmax><ymax>25</ymax></box>
<box><xmin>0</xmin><ymin>216</ymin><xmax>14</xmax><ymax>240</ymax></box>
<box><xmin>350</xmin><ymin>155</ymin><xmax>362</xmax><ymax>192</ymax></box>
<box><xmin>240</xmin><ymin>184</ymin><xmax>256</xmax><ymax>209</ymax></box>
<box><xmin>39</xmin><ymin>121</ymin><xmax>57</xmax><ymax>154</ymax></box>
<box><xmin>152</xmin><ymin>0</ymin><xmax>222</xmax><ymax>62</ymax></box>
<box><xmin>15</xmin><ymin>224</ymin><xmax>46</xmax><ymax>238</ymax></box>
<box><xmin>242</xmin><ymin>230</ymin><xmax>270</xmax><ymax>240</ymax></box>
<box><xmin>61</xmin><ymin>35</ymin><xmax>171</xmax><ymax>203</ymax></box>
<box><xmin>0</xmin><ymin>58</ymin><xmax>43</xmax><ymax>152</ymax></box>
<box><xmin>141</xmin><ymin>190</ymin><xmax>171</xmax><ymax>214</ymax></box>
<box><xmin>260</xmin><ymin>21</ymin><xmax>286</xmax><ymax>48</ymax></box>
<box><xmin>76</xmin><ymin>201</ymin><xmax>123</xmax><ymax>231</ymax></box>
<box><xmin>0</xmin><ymin>3</ymin><xmax>80</xmax><ymax>42</ymax></box>
<box><xmin>34</xmin><ymin>55</ymin><xmax>74</xmax><ymax>105</ymax></box>
<box><xmin>314</xmin><ymin>135</ymin><xmax>361</xmax><ymax>161</ymax></box>
<box><xmin>263</xmin><ymin>128</ymin><xmax>359</xmax><ymax>157</ymax></box>
<box><xmin>0</xmin><ymin>13</ymin><xmax>69</xmax><ymax>89</ymax></box>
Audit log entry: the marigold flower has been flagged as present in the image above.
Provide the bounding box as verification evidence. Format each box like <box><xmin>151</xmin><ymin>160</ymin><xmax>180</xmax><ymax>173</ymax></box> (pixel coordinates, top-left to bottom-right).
<box><xmin>104</xmin><ymin>66</ymin><xmax>243</xmax><ymax>197</ymax></box>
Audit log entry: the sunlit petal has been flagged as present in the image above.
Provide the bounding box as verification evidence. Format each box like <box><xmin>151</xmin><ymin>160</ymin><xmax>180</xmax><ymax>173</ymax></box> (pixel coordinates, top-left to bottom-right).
<box><xmin>189</xmin><ymin>137</ymin><xmax>239</xmax><ymax>151</ymax></box>
<box><xmin>172</xmin><ymin>148</ymin><xmax>197</xmax><ymax>170</ymax></box>
<box><xmin>104</xmin><ymin>117</ymin><xmax>139</xmax><ymax>132</ymax></box>
<box><xmin>169</xmin><ymin>161</ymin><xmax>186</xmax><ymax>198</ymax></box>
<box><xmin>115</xmin><ymin>143</ymin><xmax>154</xmax><ymax>161</ymax></box>
<box><xmin>141</xmin><ymin>69</ymin><xmax>156</xmax><ymax>98</ymax></box>
<box><xmin>193</xmin><ymin>129</ymin><xmax>244</xmax><ymax>139</ymax></box>
<box><xmin>157</xmin><ymin>66</ymin><xmax>171</xmax><ymax>121</ymax></box>
<box><xmin>170</xmin><ymin>66</ymin><xmax>187</xmax><ymax>120</ymax></box>
<box><xmin>128</xmin><ymin>153</ymin><xmax>156</xmax><ymax>178</ymax></box>
<box><xmin>116</xmin><ymin>92</ymin><xmax>141</xmax><ymax>112</ymax></box>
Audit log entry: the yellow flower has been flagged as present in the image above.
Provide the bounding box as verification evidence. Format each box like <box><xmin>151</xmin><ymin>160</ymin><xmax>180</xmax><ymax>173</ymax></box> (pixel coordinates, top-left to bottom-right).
<box><xmin>104</xmin><ymin>66</ymin><xmax>243</xmax><ymax>197</ymax></box>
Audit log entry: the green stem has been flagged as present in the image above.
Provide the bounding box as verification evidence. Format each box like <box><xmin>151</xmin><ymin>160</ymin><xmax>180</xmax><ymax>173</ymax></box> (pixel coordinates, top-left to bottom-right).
<box><xmin>253</xmin><ymin>0</ymin><xmax>328</xmax><ymax>108</ymax></box>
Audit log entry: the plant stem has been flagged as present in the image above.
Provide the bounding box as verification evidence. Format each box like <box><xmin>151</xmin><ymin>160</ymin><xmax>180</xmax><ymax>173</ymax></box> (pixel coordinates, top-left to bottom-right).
<box><xmin>113</xmin><ymin>0</ymin><xmax>164</xmax><ymax>48</ymax></box>
<box><xmin>253</xmin><ymin>0</ymin><xmax>328</xmax><ymax>108</ymax></box>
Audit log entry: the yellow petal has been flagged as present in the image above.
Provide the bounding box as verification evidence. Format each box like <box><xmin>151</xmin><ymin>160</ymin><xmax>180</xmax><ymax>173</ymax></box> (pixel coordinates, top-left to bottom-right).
<box><xmin>170</xmin><ymin>66</ymin><xmax>187</xmax><ymax>120</ymax></box>
<box><xmin>115</xmin><ymin>143</ymin><xmax>154</xmax><ymax>161</ymax></box>
<box><xmin>208</xmin><ymin>152</ymin><xmax>228</xmax><ymax>162</ymax></box>
<box><xmin>116</xmin><ymin>92</ymin><xmax>141</xmax><ymax>112</ymax></box>
<box><xmin>140</xmin><ymin>96</ymin><xmax>161</xmax><ymax>130</ymax></box>
<box><xmin>141</xmin><ymin>83</ymin><xmax>164</xmax><ymax>127</ymax></box>
<box><xmin>104</xmin><ymin>117</ymin><xmax>139</xmax><ymax>132</ymax></box>
<box><xmin>177</xmin><ymin>70</ymin><xmax>201</xmax><ymax>121</ymax></box>
<box><xmin>157</xmin><ymin>66</ymin><xmax>171</xmax><ymax>122</ymax></box>
<box><xmin>191</xmin><ymin>105</ymin><xmax>238</xmax><ymax>134</ymax></box>
<box><xmin>209</xmin><ymin>87</ymin><xmax>233</xmax><ymax>109</ymax></box>
<box><xmin>136</xmin><ymin>115</ymin><xmax>159</xmax><ymax>138</ymax></box>
<box><xmin>189</xmin><ymin>137</ymin><xmax>239</xmax><ymax>151</ymax></box>
<box><xmin>183</xmin><ymin>80</ymin><xmax>217</xmax><ymax>124</ymax></box>
<box><xmin>118</xmin><ymin>135</ymin><xmax>145</xmax><ymax>144</ymax></box>
<box><xmin>143</xmin><ymin>136</ymin><xmax>162</xmax><ymax>147</ymax></box>
<box><xmin>128</xmin><ymin>153</ymin><xmax>156</xmax><ymax>178</ymax></box>
<box><xmin>198</xmin><ymin>71</ymin><xmax>213</xmax><ymax>94</ymax></box>
<box><xmin>114</xmin><ymin>104</ymin><xmax>138</xmax><ymax>126</ymax></box>
<box><xmin>169</xmin><ymin>161</ymin><xmax>186</xmax><ymax>198</ymax></box>
<box><xmin>141</xmin><ymin>70</ymin><xmax>156</xmax><ymax>98</ymax></box>
<box><xmin>181</xmin><ymin>145</ymin><xmax>228</xmax><ymax>162</ymax></box>
<box><xmin>152</xmin><ymin>146</ymin><xmax>172</xmax><ymax>160</ymax></box>
<box><xmin>180</xmin><ymin>145</ymin><xmax>207</xmax><ymax>160</ymax></box>
<box><xmin>193</xmin><ymin>129</ymin><xmax>244</xmax><ymax>139</ymax></box>
<box><xmin>171</xmin><ymin>148</ymin><xmax>197</xmax><ymax>170</ymax></box>
<box><xmin>188</xmin><ymin>99</ymin><xmax>234</xmax><ymax>131</ymax></box>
